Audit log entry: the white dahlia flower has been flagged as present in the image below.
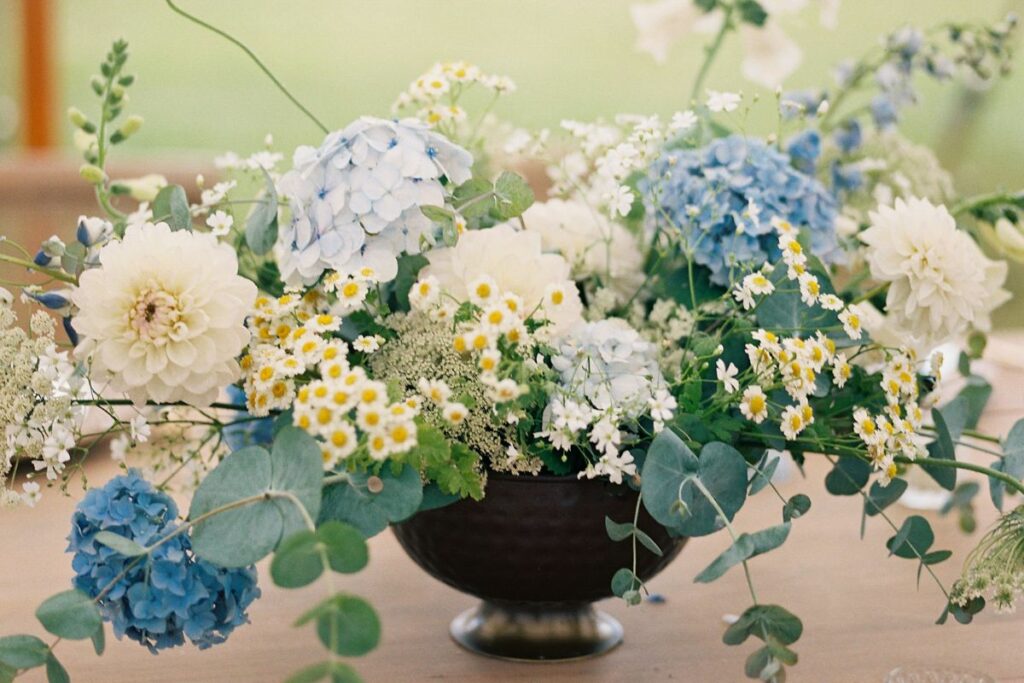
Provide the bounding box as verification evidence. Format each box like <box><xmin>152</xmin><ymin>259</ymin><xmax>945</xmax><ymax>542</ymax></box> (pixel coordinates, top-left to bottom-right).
<box><xmin>71</xmin><ymin>222</ymin><xmax>256</xmax><ymax>406</ymax></box>
<box><xmin>420</xmin><ymin>223</ymin><xmax>583</xmax><ymax>335</ymax></box>
<box><xmin>860</xmin><ymin>197</ymin><xmax>1009</xmax><ymax>348</ymax></box>
<box><xmin>509</xmin><ymin>198</ymin><xmax>644</xmax><ymax>300</ymax></box>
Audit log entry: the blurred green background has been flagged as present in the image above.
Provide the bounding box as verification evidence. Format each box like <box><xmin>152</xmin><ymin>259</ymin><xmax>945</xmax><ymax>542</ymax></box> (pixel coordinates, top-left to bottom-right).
<box><xmin>0</xmin><ymin>0</ymin><xmax>1022</xmax><ymax>322</ymax></box>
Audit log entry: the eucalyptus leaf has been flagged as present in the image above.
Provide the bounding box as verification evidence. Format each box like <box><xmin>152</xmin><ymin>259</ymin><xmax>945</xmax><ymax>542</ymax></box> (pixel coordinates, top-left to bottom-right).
<box><xmin>923</xmin><ymin>406</ymin><xmax>958</xmax><ymax>491</ymax></box>
<box><xmin>782</xmin><ymin>494</ymin><xmax>811</xmax><ymax>522</ymax></box>
<box><xmin>492</xmin><ymin>171</ymin><xmax>535</xmax><ymax>219</ymax></box>
<box><xmin>271</xmin><ymin>531</ymin><xmax>324</xmax><ymax>589</ymax></box>
<box><xmin>153</xmin><ymin>184</ymin><xmax>191</xmax><ymax>231</ymax></box>
<box><xmin>318</xmin><ymin>521</ymin><xmax>369</xmax><ymax>574</ymax></box>
<box><xmin>611</xmin><ymin>568</ymin><xmax>639</xmax><ymax>597</ymax></box>
<box><xmin>285</xmin><ymin>661</ymin><xmax>363</xmax><ymax>683</ymax></box>
<box><xmin>694</xmin><ymin>523</ymin><xmax>791</xmax><ymax>583</ymax></box>
<box><xmin>35</xmin><ymin>590</ymin><xmax>102</xmax><ymax>640</ymax></box>
<box><xmin>245</xmin><ymin>168</ymin><xmax>279</xmax><ymax>254</ymax></box>
<box><xmin>314</xmin><ymin>595</ymin><xmax>381</xmax><ymax>657</ymax></box>
<box><xmin>956</xmin><ymin>376</ymin><xmax>993</xmax><ymax>429</ymax></box>
<box><xmin>824</xmin><ymin>457</ymin><xmax>871</xmax><ymax>495</ymax></box>
<box><xmin>990</xmin><ymin>418</ymin><xmax>1024</xmax><ymax>510</ymax></box>
<box><xmin>189</xmin><ymin>426</ymin><xmax>323</xmax><ymax>567</ymax></box>
<box><xmin>0</xmin><ymin>635</ymin><xmax>49</xmax><ymax>670</ymax></box>
<box><xmin>44</xmin><ymin>654</ymin><xmax>69</xmax><ymax>683</ymax></box>
<box><xmin>722</xmin><ymin>604</ymin><xmax>802</xmax><ymax>647</ymax></box>
<box><xmin>748</xmin><ymin>454</ymin><xmax>779</xmax><ymax>496</ymax></box>
<box><xmin>319</xmin><ymin>464</ymin><xmax>422</xmax><ymax>538</ymax></box>
<box><xmin>605</xmin><ymin>517</ymin><xmax>634</xmax><ymax>542</ymax></box>
<box><xmin>641</xmin><ymin>432</ymin><xmax>747</xmax><ymax>537</ymax></box>
<box><xmin>886</xmin><ymin>515</ymin><xmax>934</xmax><ymax>559</ymax></box>
<box><xmin>864</xmin><ymin>479</ymin><xmax>908</xmax><ymax>517</ymax></box>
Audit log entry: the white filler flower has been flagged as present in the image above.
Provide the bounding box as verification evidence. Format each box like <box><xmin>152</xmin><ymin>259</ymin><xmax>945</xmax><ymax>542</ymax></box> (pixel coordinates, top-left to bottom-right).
<box><xmin>72</xmin><ymin>222</ymin><xmax>256</xmax><ymax>406</ymax></box>
<box><xmin>860</xmin><ymin>197</ymin><xmax>1010</xmax><ymax>347</ymax></box>
<box><xmin>421</xmin><ymin>223</ymin><xmax>583</xmax><ymax>335</ymax></box>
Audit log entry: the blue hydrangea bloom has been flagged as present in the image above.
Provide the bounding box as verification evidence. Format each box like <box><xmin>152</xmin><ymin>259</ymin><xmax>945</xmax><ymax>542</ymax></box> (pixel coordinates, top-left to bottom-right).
<box><xmin>641</xmin><ymin>135</ymin><xmax>839</xmax><ymax>285</ymax></box>
<box><xmin>786</xmin><ymin>130</ymin><xmax>821</xmax><ymax>175</ymax></box>
<box><xmin>222</xmin><ymin>385</ymin><xmax>274</xmax><ymax>450</ymax></box>
<box><xmin>68</xmin><ymin>470</ymin><xmax>260</xmax><ymax>653</ymax></box>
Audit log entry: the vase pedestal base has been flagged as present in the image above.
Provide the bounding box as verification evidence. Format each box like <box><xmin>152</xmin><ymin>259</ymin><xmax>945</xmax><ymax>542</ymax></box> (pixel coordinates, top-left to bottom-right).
<box><xmin>449</xmin><ymin>600</ymin><xmax>624</xmax><ymax>662</ymax></box>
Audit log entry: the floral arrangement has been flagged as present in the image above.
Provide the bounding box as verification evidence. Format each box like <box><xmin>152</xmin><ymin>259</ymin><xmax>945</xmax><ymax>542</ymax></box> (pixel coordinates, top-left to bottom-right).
<box><xmin>2</xmin><ymin>1</ymin><xmax>1024</xmax><ymax>681</ymax></box>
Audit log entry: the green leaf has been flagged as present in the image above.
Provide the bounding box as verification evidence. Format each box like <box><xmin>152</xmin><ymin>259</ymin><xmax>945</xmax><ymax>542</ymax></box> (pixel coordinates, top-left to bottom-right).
<box><xmin>245</xmin><ymin>169</ymin><xmax>279</xmax><ymax>254</ymax></box>
<box><xmin>886</xmin><ymin>515</ymin><xmax>934</xmax><ymax>559</ymax></box>
<box><xmin>864</xmin><ymin>479</ymin><xmax>908</xmax><ymax>517</ymax></box>
<box><xmin>492</xmin><ymin>171</ymin><xmax>535</xmax><ymax>219</ymax></box>
<box><xmin>35</xmin><ymin>590</ymin><xmax>102</xmax><ymax>640</ymax></box>
<box><xmin>633</xmin><ymin>528</ymin><xmax>664</xmax><ymax>557</ymax></box>
<box><xmin>923</xmin><ymin>406</ymin><xmax>958</xmax><ymax>491</ymax></box>
<box><xmin>60</xmin><ymin>242</ymin><xmax>86</xmax><ymax>277</ymax></box>
<box><xmin>285</xmin><ymin>661</ymin><xmax>363</xmax><ymax>683</ymax></box>
<box><xmin>93</xmin><ymin>530</ymin><xmax>147</xmax><ymax>556</ymax></box>
<box><xmin>694</xmin><ymin>523</ymin><xmax>790</xmax><ymax>583</ymax></box>
<box><xmin>314</xmin><ymin>595</ymin><xmax>381</xmax><ymax>657</ymax></box>
<box><xmin>319</xmin><ymin>464</ymin><xmax>423</xmax><ymax>538</ymax></box>
<box><xmin>45</xmin><ymin>654</ymin><xmax>69</xmax><ymax>683</ymax></box>
<box><xmin>991</xmin><ymin>418</ymin><xmax>1024</xmax><ymax>510</ymax></box>
<box><xmin>0</xmin><ymin>635</ymin><xmax>49</xmax><ymax>669</ymax></box>
<box><xmin>605</xmin><ymin>517</ymin><xmax>634</xmax><ymax>542</ymax></box>
<box><xmin>153</xmin><ymin>184</ymin><xmax>191</xmax><ymax>231</ymax></box>
<box><xmin>723</xmin><ymin>604</ymin><xmax>802</xmax><ymax>647</ymax></box>
<box><xmin>417</xmin><ymin>483</ymin><xmax>460</xmax><ymax>512</ymax></box>
<box><xmin>189</xmin><ymin>426</ymin><xmax>324</xmax><ymax>567</ymax></box>
<box><xmin>755</xmin><ymin>267</ymin><xmax>841</xmax><ymax>340</ymax></box>
<box><xmin>748</xmin><ymin>453</ymin><xmax>778</xmax><ymax>496</ymax></box>
<box><xmin>694</xmin><ymin>0</ymin><xmax>717</xmax><ymax>12</ymax></box>
<box><xmin>923</xmin><ymin>550</ymin><xmax>952</xmax><ymax>565</ymax></box>
<box><xmin>318</xmin><ymin>521</ymin><xmax>369</xmax><ymax>574</ymax></box>
<box><xmin>0</xmin><ymin>662</ymin><xmax>14</xmax><ymax>683</ymax></box>
<box><xmin>452</xmin><ymin>178</ymin><xmax>493</xmax><ymax>218</ymax></box>
<box><xmin>957</xmin><ymin>376</ymin><xmax>992</xmax><ymax>429</ymax></box>
<box><xmin>90</xmin><ymin>624</ymin><xmax>105</xmax><ymax>656</ymax></box>
<box><xmin>824</xmin><ymin>457</ymin><xmax>871</xmax><ymax>495</ymax></box>
<box><xmin>420</xmin><ymin>205</ymin><xmax>453</xmax><ymax>223</ymax></box>
<box><xmin>782</xmin><ymin>494</ymin><xmax>811</xmax><ymax>522</ymax></box>
<box><xmin>392</xmin><ymin>254</ymin><xmax>429</xmax><ymax>310</ymax></box>
<box><xmin>271</xmin><ymin>531</ymin><xmax>324</xmax><ymax>589</ymax></box>
<box><xmin>611</xmin><ymin>568</ymin><xmax>640</xmax><ymax>597</ymax></box>
<box><xmin>737</xmin><ymin>0</ymin><xmax>769</xmax><ymax>26</ymax></box>
<box><xmin>744</xmin><ymin>646</ymin><xmax>776</xmax><ymax>679</ymax></box>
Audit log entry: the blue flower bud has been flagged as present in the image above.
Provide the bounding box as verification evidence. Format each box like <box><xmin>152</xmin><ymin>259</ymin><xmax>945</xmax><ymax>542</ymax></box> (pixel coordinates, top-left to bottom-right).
<box><xmin>27</xmin><ymin>289</ymin><xmax>73</xmax><ymax>313</ymax></box>
<box><xmin>871</xmin><ymin>95</ymin><xmax>899</xmax><ymax>128</ymax></box>
<box><xmin>833</xmin><ymin>120</ymin><xmax>862</xmax><ymax>154</ymax></box>
<box><xmin>787</xmin><ymin>130</ymin><xmax>821</xmax><ymax>174</ymax></box>
<box><xmin>76</xmin><ymin>216</ymin><xmax>113</xmax><ymax>247</ymax></box>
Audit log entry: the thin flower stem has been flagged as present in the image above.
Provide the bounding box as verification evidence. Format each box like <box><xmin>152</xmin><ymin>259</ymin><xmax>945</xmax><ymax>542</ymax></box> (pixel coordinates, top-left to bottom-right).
<box><xmin>690</xmin><ymin>1</ymin><xmax>737</xmax><ymax>103</ymax></box>
<box><xmin>164</xmin><ymin>0</ymin><xmax>329</xmax><ymax>135</ymax></box>
<box><xmin>0</xmin><ymin>252</ymin><xmax>78</xmax><ymax>285</ymax></box>
<box><xmin>852</xmin><ymin>281</ymin><xmax>889</xmax><ymax>304</ymax></box>
<box><xmin>898</xmin><ymin>455</ymin><xmax>1024</xmax><ymax>496</ymax></box>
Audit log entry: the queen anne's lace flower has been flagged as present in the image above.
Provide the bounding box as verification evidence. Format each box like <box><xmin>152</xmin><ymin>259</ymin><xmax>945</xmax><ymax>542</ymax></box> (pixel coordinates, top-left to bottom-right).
<box><xmin>277</xmin><ymin>116</ymin><xmax>473</xmax><ymax>285</ymax></box>
<box><xmin>860</xmin><ymin>197</ymin><xmax>1010</xmax><ymax>347</ymax></box>
<box><xmin>71</xmin><ymin>222</ymin><xmax>256</xmax><ymax>406</ymax></box>
<box><xmin>642</xmin><ymin>135</ymin><xmax>840</xmax><ymax>285</ymax></box>
<box><xmin>68</xmin><ymin>471</ymin><xmax>259</xmax><ymax>652</ymax></box>
<box><xmin>421</xmin><ymin>224</ymin><xmax>584</xmax><ymax>335</ymax></box>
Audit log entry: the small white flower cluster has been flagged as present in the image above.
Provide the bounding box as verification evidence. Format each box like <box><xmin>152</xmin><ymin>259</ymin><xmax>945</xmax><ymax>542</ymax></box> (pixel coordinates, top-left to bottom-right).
<box><xmin>541</xmin><ymin>318</ymin><xmax>676</xmax><ymax>485</ymax></box>
<box><xmin>626</xmin><ymin>297</ymin><xmax>696</xmax><ymax>380</ymax></box>
<box><xmin>852</xmin><ymin>350</ymin><xmax>928</xmax><ymax>485</ymax></box>
<box><xmin>1</xmin><ymin>298</ymin><xmax>83</xmax><ymax>507</ymax></box>
<box><xmin>392</xmin><ymin>61</ymin><xmax>516</xmax><ymax>129</ymax></box>
<box><xmin>554</xmin><ymin>111</ymin><xmax>697</xmax><ymax>218</ymax></box>
<box><xmin>734</xmin><ymin>217</ymin><xmax>867</xmax><ymax>342</ymax></box>
<box><xmin>736</xmin><ymin>328</ymin><xmax>849</xmax><ymax>442</ymax></box>
<box><xmin>409</xmin><ymin>274</ymin><xmax>532</xmax><ymax>407</ymax></box>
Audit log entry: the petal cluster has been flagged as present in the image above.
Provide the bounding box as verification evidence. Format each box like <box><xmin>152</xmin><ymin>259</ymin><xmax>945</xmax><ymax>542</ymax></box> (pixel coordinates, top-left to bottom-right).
<box><xmin>67</xmin><ymin>470</ymin><xmax>259</xmax><ymax>652</ymax></box>
<box><xmin>71</xmin><ymin>222</ymin><xmax>256</xmax><ymax>406</ymax></box>
<box><xmin>278</xmin><ymin>116</ymin><xmax>473</xmax><ymax>285</ymax></box>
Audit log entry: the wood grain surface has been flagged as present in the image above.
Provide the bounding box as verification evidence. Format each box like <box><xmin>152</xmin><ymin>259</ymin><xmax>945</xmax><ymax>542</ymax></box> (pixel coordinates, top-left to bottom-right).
<box><xmin>2</xmin><ymin>335</ymin><xmax>1024</xmax><ymax>682</ymax></box>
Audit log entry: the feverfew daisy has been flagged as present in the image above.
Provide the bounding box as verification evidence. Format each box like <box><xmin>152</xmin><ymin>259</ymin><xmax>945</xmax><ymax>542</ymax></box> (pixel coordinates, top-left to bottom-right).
<box><xmin>739</xmin><ymin>385</ymin><xmax>769</xmax><ymax>424</ymax></box>
<box><xmin>409</xmin><ymin>276</ymin><xmax>440</xmax><ymax>310</ymax></box>
<box><xmin>442</xmin><ymin>402</ymin><xmax>468</xmax><ymax>425</ymax></box>
<box><xmin>780</xmin><ymin>404</ymin><xmax>806</xmax><ymax>440</ymax></box>
<box><xmin>417</xmin><ymin>378</ymin><xmax>452</xmax><ymax>405</ymax></box>
<box><xmin>716</xmin><ymin>359</ymin><xmax>740</xmax><ymax>394</ymax></box>
<box><xmin>353</xmin><ymin>335</ymin><xmax>384</xmax><ymax>353</ymax></box>
<box><xmin>839</xmin><ymin>305</ymin><xmax>864</xmax><ymax>340</ymax></box>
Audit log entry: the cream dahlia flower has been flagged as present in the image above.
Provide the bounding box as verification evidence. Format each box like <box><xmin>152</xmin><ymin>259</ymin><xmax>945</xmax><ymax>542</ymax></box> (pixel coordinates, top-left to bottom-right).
<box><xmin>509</xmin><ymin>198</ymin><xmax>644</xmax><ymax>301</ymax></box>
<box><xmin>860</xmin><ymin>198</ymin><xmax>1009</xmax><ymax>348</ymax></box>
<box><xmin>421</xmin><ymin>223</ymin><xmax>583</xmax><ymax>335</ymax></box>
<box><xmin>72</xmin><ymin>222</ymin><xmax>257</xmax><ymax>406</ymax></box>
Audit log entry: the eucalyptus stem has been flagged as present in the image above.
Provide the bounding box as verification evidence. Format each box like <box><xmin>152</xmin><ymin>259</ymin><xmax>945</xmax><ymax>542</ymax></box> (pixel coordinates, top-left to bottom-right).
<box><xmin>0</xmin><ymin>252</ymin><xmax>78</xmax><ymax>285</ymax></box>
<box><xmin>74</xmin><ymin>397</ymin><xmax>248</xmax><ymax>412</ymax></box>
<box><xmin>950</xmin><ymin>190</ymin><xmax>1024</xmax><ymax>218</ymax></box>
<box><xmin>164</xmin><ymin>0</ymin><xmax>329</xmax><ymax>135</ymax></box>
<box><xmin>685</xmin><ymin>475</ymin><xmax>759</xmax><ymax>605</ymax></box>
<box><xmin>899</xmin><ymin>455</ymin><xmax>1024</xmax><ymax>497</ymax></box>
<box><xmin>690</xmin><ymin>1</ymin><xmax>737</xmax><ymax>103</ymax></box>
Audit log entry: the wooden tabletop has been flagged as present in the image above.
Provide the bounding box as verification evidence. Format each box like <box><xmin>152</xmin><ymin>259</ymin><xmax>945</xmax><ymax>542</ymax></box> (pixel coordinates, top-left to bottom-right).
<box><xmin>3</xmin><ymin>335</ymin><xmax>1024</xmax><ymax>683</ymax></box>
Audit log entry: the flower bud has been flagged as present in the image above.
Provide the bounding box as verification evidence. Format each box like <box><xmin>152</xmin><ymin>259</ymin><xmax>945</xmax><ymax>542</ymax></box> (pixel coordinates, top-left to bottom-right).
<box><xmin>66</xmin><ymin>106</ymin><xmax>94</xmax><ymax>132</ymax></box>
<box><xmin>120</xmin><ymin>174</ymin><xmax>167</xmax><ymax>202</ymax></box>
<box><xmin>79</xmin><ymin>163</ymin><xmax>107</xmax><ymax>185</ymax></box>
<box><xmin>25</xmin><ymin>287</ymin><xmax>74</xmax><ymax>315</ymax></box>
<box><xmin>993</xmin><ymin>218</ymin><xmax>1024</xmax><ymax>262</ymax></box>
<box><xmin>76</xmin><ymin>216</ymin><xmax>113</xmax><ymax>247</ymax></box>
<box><xmin>73</xmin><ymin>129</ymin><xmax>98</xmax><ymax>156</ymax></box>
<box><xmin>34</xmin><ymin>235</ymin><xmax>66</xmax><ymax>267</ymax></box>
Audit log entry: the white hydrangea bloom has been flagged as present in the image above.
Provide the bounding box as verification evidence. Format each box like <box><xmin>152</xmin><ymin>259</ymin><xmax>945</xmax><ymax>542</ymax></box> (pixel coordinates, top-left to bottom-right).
<box><xmin>860</xmin><ymin>197</ymin><xmax>1010</xmax><ymax>348</ymax></box>
<box><xmin>277</xmin><ymin>116</ymin><xmax>473</xmax><ymax>285</ymax></box>
<box><xmin>508</xmin><ymin>198</ymin><xmax>644</xmax><ymax>300</ymax></box>
<box><xmin>72</xmin><ymin>222</ymin><xmax>256</xmax><ymax>406</ymax></box>
<box><xmin>550</xmin><ymin>318</ymin><xmax>667</xmax><ymax>419</ymax></box>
